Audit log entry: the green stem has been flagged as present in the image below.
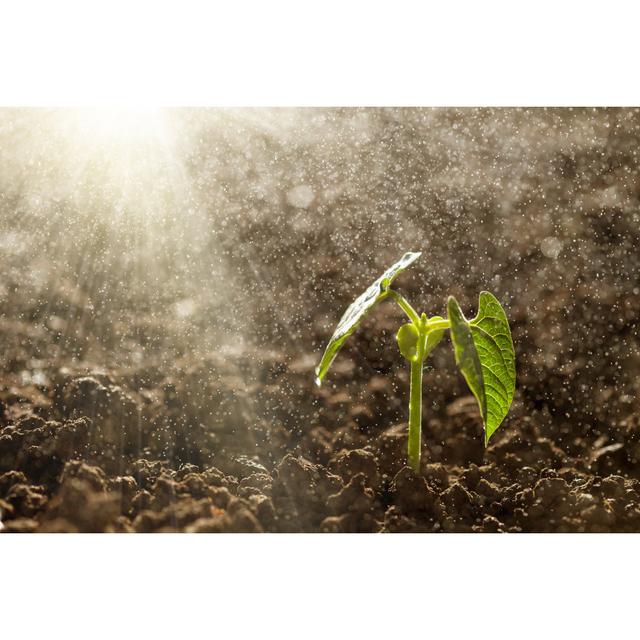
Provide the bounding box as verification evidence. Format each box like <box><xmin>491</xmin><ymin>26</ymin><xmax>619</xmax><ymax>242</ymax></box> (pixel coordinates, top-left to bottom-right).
<box><xmin>425</xmin><ymin>318</ymin><xmax>450</xmax><ymax>332</ymax></box>
<box><xmin>392</xmin><ymin>304</ymin><xmax>448</xmax><ymax>473</ymax></box>
<box><xmin>408</xmin><ymin>355</ymin><xmax>423</xmax><ymax>472</ymax></box>
<box><xmin>387</xmin><ymin>289</ymin><xmax>421</xmax><ymax>326</ymax></box>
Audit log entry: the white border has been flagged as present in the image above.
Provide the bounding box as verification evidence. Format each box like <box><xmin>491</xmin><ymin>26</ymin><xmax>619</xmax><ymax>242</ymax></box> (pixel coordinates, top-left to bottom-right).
<box><xmin>0</xmin><ymin>1</ymin><xmax>639</xmax><ymax>105</ymax></box>
<box><xmin>2</xmin><ymin>534</ymin><xmax>637</xmax><ymax>638</ymax></box>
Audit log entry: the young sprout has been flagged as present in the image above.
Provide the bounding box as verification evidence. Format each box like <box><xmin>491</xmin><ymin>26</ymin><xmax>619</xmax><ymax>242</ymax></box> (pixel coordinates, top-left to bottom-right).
<box><xmin>315</xmin><ymin>251</ymin><xmax>516</xmax><ymax>472</ymax></box>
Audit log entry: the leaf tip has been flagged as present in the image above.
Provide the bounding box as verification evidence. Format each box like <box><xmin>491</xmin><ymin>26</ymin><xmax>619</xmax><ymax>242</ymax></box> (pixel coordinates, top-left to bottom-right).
<box><xmin>446</xmin><ymin>295</ymin><xmax>460</xmax><ymax>316</ymax></box>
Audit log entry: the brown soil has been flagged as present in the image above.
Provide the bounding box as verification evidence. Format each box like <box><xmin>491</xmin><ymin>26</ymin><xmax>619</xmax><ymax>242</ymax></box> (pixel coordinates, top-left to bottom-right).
<box><xmin>1</xmin><ymin>349</ymin><xmax>639</xmax><ymax>533</ymax></box>
<box><xmin>1</xmin><ymin>107</ymin><xmax>640</xmax><ymax>532</ymax></box>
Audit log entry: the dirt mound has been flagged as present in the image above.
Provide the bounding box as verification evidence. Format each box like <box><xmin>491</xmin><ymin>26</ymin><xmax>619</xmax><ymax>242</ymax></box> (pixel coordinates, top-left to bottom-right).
<box><xmin>2</xmin><ymin>363</ymin><xmax>639</xmax><ymax>532</ymax></box>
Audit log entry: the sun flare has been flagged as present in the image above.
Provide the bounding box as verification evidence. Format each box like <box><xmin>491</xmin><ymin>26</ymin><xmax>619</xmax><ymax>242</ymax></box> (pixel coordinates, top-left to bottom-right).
<box><xmin>43</xmin><ymin>108</ymin><xmax>191</xmax><ymax>224</ymax></box>
<box><xmin>70</xmin><ymin>108</ymin><xmax>168</xmax><ymax>146</ymax></box>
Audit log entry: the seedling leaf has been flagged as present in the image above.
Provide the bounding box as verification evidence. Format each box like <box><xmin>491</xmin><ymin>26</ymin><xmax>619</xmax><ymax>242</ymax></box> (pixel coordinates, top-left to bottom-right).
<box><xmin>448</xmin><ymin>296</ymin><xmax>487</xmax><ymax>422</ymax></box>
<box><xmin>448</xmin><ymin>293</ymin><xmax>516</xmax><ymax>444</ymax></box>
<box><xmin>315</xmin><ymin>251</ymin><xmax>421</xmax><ymax>385</ymax></box>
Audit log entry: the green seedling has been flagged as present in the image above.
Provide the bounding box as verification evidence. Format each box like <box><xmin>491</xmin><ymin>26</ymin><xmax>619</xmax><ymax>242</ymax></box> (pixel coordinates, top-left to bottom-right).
<box><xmin>315</xmin><ymin>251</ymin><xmax>516</xmax><ymax>472</ymax></box>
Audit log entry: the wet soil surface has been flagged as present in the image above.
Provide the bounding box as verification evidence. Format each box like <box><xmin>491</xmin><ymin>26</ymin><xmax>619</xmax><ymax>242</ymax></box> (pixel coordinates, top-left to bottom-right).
<box><xmin>1</xmin><ymin>348</ymin><xmax>639</xmax><ymax>533</ymax></box>
<box><xmin>1</xmin><ymin>108</ymin><xmax>640</xmax><ymax>532</ymax></box>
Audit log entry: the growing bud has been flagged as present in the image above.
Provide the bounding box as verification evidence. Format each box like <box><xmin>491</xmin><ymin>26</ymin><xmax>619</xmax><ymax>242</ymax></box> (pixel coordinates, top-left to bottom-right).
<box><xmin>396</xmin><ymin>322</ymin><xmax>420</xmax><ymax>361</ymax></box>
